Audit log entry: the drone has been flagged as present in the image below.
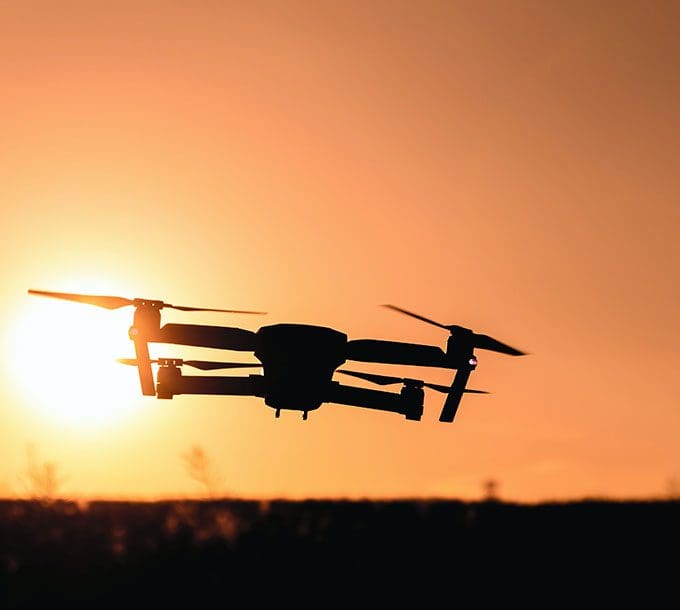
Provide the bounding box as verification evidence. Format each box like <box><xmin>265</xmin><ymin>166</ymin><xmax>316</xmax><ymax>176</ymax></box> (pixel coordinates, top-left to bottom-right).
<box><xmin>28</xmin><ymin>289</ymin><xmax>526</xmax><ymax>423</ymax></box>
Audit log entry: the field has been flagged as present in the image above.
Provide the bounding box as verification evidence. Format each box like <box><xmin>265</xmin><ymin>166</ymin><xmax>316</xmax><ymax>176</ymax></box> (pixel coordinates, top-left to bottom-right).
<box><xmin>1</xmin><ymin>498</ymin><xmax>678</xmax><ymax>604</ymax></box>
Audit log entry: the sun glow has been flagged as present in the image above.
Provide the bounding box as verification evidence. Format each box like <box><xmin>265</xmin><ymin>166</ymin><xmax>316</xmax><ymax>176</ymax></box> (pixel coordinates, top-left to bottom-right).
<box><xmin>8</xmin><ymin>292</ymin><xmax>144</xmax><ymax>428</ymax></box>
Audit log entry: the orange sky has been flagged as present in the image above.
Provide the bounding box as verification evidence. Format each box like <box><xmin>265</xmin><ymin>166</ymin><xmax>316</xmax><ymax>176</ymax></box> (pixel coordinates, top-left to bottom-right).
<box><xmin>0</xmin><ymin>1</ymin><xmax>678</xmax><ymax>501</ymax></box>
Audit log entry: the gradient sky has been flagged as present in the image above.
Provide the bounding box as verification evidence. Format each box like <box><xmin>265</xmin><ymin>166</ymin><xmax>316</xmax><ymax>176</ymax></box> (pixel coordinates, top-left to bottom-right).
<box><xmin>1</xmin><ymin>1</ymin><xmax>678</xmax><ymax>501</ymax></box>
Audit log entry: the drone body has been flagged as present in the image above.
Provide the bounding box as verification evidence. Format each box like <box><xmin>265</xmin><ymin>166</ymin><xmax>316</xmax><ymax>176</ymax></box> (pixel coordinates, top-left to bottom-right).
<box><xmin>28</xmin><ymin>289</ymin><xmax>526</xmax><ymax>423</ymax></box>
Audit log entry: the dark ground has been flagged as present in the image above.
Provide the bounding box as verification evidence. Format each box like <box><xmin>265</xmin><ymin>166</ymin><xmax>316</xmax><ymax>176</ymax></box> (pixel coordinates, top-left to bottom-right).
<box><xmin>1</xmin><ymin>498</ymin><xmax>678</xmax><ymax>605</ymax></box>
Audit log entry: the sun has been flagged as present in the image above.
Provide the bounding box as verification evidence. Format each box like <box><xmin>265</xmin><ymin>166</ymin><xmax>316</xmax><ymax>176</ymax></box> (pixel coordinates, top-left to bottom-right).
<box><xmin>7</xmin><ymin>292</ymin><xmax>144</xmax><ymax>428</ymax></box>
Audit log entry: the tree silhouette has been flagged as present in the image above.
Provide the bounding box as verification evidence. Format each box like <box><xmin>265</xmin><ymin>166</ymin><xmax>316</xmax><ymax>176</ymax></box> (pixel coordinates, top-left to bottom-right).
<box><xmin>182</xmin><ymin>444</ymin><xmax>223</xmax><ymax>498</ymax></box>
<box><xmin>482</xmin><ymin>479</ymin><xmax>499</xmax><ymax>502</ymax></box>
<box><xmin>22</xmin><ymin>444</ymin><xmax>64</xmax><ymax>502</ymax></box>
<box><xmin>666</xmin><ymin>475</ymin><xmax>680</xmax><ymax>500</ymax></box>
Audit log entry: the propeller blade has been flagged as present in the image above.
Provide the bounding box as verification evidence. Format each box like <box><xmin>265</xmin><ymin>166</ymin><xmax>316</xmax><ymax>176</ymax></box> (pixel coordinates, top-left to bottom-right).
<box><xmin>473</xmin><ymin>333</ymin><xmax>526</xmax><ymax>356</ymax></box>
<box><xmin>339</xmin><ymin>369</ymin><xmax>469</xmax><ymax>395</ymax></box>
<box><xmin>117</xmin><ymin>358</ymin><xmax>261</xmax><ymax>370</ymax></box>
<box><xmin>422</xmin><ymin>381</ymin><xmax>489</xmax><ymax>394</ymax></box>
<box><xmin>383</xmin><ymin>303</ymin><xmax>526</xmax><ymax>357</ymax></box>
<box><xmin>423</xmin><ymin>382</ymin><xmax>451</xmax><ymax>393</ymax></box>
<box><xmin>29</xmin><ymin>289</ymin><xmax>133</xmax><ymax>310</ymax></box>
<box><xmin>382</xmin><ymin>304</ymin><xmax>450</xmax><ymax>331</ymax></box>
<box><xmin>29</xmin><ymin>289</ymin><xmax>265</xmax><ymax>315</ymax></box>
<box><xmin>167</xmin><ymin>304</ymin><xmax>266</xmax><ymax>314</ymax></box>
<box><xmin>117</xmin><ymin>358</ymin><xmax>141</xmax><ymax>366</ymax></box>
<box><xmin>337</xmin><ymin>369</ymin><xmax>404</xmax><ymax>386</ymax></box>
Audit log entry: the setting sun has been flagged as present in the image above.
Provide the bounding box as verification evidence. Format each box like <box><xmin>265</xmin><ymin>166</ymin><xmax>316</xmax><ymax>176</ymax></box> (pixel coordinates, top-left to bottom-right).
<box><xmin>7</xmin><ymin>289</ymin><xmax>142</xmax><ymax>428</ymax></box>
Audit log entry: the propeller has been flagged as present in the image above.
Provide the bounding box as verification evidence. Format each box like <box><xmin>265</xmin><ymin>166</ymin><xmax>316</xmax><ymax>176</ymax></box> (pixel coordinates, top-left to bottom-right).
<box><xmin>382</xmin><ymin>304</ymin><xmax>526</xmax><ymax>356</ymax></box>
<box><xmin>117</xmin><ymin>358</ymin><xmax>262</xmax><ymax>371</ymax></box>
<box><xmin>28</xmin><ymin>289</ymin><xmax>265</xmax><ymax>314</ymax></box>
<box><xmin>337</xmin><ymin>369</ymin><xmax>488</xmax><ymax>394</ymax></box>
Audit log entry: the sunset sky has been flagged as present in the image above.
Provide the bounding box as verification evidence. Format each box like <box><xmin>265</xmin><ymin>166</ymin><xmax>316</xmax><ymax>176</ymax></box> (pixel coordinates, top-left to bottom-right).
<box><xmin>1</xmin><ymin>1</ymin><xmax>678</xmax><ymax>501</ymax></box>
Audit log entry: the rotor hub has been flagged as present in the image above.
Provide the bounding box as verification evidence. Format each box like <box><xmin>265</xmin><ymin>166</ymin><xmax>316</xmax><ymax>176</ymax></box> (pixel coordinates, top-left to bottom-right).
<box><xmin>132</xmin><ymin>299</ymin><xmax>165</xmax><ymax>309</ymax></box>
<box><xmin>130</xmin><ymin>305</ymin><xmax>162</xmax><ymax>338</ymax></box>
<box><xmin>156</xmin><ymin>358</ymin><xmax>184</xmax><ymax>367</ymax></box>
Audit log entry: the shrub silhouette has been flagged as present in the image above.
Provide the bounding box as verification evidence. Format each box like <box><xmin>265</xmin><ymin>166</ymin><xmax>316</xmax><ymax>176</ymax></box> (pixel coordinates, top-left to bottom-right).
<box><xmin>181</xmin><ymin>445</ymin><xmax>223</xmax><ymax>498</ymax></box>
<box><xmin>666</xmin><ymin>475</ymin><xmax>680</xmax><ymax>500</ymax></box>
<box><xmin>22</xmin><ymin>444</ymin><xmax>64</xmax><ymax>503</ymax></box>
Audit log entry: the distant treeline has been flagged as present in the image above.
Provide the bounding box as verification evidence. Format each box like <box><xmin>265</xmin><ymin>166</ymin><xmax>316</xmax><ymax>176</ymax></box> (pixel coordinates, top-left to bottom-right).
<box><xmin>1</xmin><ymin>499</ymin><xmax>677</xmax><ymax>605</ymax></box>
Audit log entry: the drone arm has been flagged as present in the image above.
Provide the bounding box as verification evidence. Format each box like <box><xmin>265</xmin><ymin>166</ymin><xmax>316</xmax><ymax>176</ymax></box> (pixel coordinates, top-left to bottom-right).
<box><xmin>153</xmin><ymin>324</ymin><xmax>257</xmax><ymax>351</ymax></box>
<box><xmin>346</xmin><ymin>339</ymin><xmax>451</xmax><ymax>368</ymax></box>
<box><xmin>132</xmin><ymin>338</ymin><xmax>156</xmax><ymax>396</ymax></box>
<box><xmin>439</xmin><ymin>368</ymin><xmax>472</xmax><ymax>422</ymax></box>
<box><xmin>161</xmin><ymin>374</ymin><xmax>265</xmax><ymax>398</ymax></box>
<box><xmin>326</xmin><ymin>381</ymin><xmax>409</xmax><ymax>418</ymax></box>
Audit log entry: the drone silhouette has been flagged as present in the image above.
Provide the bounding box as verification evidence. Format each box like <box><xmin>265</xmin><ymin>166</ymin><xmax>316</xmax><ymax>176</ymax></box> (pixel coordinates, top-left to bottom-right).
<box><xmin>28</xmin><ymin>289</ymin><xmax>526</xmax><ymax>423</ymax></box>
